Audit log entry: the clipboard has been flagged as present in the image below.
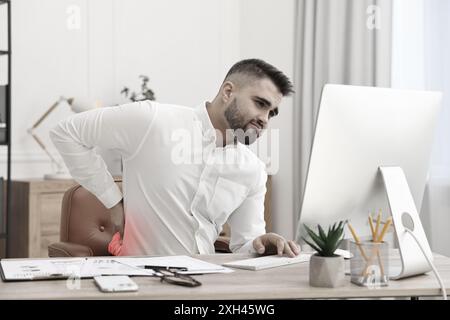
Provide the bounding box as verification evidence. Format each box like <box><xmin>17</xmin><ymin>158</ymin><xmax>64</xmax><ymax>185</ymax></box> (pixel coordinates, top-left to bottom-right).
<box><xmin>0</xmin><ymin>257</ymin><xmax>153</xmax><ymax>282</ymax></box>
<box><xmin>0</xmin><ymin>258</ymin><xmax>86</xmax><ymax>282</ymax></box>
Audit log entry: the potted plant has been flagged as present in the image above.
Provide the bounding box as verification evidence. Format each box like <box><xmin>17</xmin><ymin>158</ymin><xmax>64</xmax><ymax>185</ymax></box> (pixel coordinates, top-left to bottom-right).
<box><xmin>302</xmin><ymin>221</ymin><xmax>346</xmax><ymax>288</ymax></box>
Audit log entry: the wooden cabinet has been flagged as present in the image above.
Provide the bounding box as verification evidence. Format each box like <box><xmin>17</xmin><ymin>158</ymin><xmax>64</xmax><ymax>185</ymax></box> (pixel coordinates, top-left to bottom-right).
<box><xmin>8</xmin><ymin>179</ymin><xmax>76</xmax><ymax>258</ymax></box>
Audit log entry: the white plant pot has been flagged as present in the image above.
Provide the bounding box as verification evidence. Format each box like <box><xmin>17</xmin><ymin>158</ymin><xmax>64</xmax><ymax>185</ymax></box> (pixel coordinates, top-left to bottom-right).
<box><xmin>309</xmin><ymin>254</ymin><xmax>345</xmax><ymax>288</ymax></box>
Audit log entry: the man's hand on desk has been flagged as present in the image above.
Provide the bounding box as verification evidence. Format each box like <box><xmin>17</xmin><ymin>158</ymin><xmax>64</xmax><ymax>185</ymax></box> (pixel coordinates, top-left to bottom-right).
<box><xmin>253</xmin><ymin>233</ymin><xmax>301</xmax><ymax>258</ymax></box>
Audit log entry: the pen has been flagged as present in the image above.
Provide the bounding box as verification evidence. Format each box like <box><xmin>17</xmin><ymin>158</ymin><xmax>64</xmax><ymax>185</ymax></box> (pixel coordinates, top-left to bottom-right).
<box><xmin>30</xmin><ymin>273</ymin><xmax>69</xmax><ymax>280</ymax></box>
<box><xmin>347</xmin><ymin>222</ymin><xmax>361</xmax><ymax>243</ymax></box>
<box><xmin>377</xmin><ymin>217</ymin><xmax>392</xmax><ymax>243</ymax></box>
<box><xmin>374</xmin><ymin>210</ymin><xmax>382</xmax><ymax>240</ymax></box>
<box><xmin>141</xmin><ymin>265</ymin><xmax>188</xmax><ymax>271</ymax></box>
<box><xmin>347</xmin><ymin>222</ymin><xmax>369</xmax><ymax>262</ymax></box>
<box><xmin>368</xmin><ymin>213</ymin><xmax>376</xmax><ymax>241</ymax></box>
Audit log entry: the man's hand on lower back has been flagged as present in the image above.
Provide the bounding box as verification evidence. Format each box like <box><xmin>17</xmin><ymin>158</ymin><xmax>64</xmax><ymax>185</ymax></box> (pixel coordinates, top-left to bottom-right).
<box><xmin>252</xmin><ymin>233</ymin><xmax>301</xmax><ymax>258</ymax></box>
<box><xmin>110</xmin><ymin>200</ymin><xmax>125</xmax><ymax>239</ymax></box>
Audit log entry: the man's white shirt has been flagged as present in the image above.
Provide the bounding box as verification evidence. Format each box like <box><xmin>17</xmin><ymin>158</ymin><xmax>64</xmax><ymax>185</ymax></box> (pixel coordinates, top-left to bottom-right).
<box><xmin>50</xmin><ymin>101</ymin><xmax>267</xmax><ymax>256</ymax></box>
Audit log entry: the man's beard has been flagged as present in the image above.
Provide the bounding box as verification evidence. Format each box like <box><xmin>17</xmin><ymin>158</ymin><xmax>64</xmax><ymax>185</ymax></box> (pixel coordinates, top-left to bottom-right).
<box><xmin>224</xmin><ymin>98</ymin><xmax>259</xmax><ymax>145</ymax></box>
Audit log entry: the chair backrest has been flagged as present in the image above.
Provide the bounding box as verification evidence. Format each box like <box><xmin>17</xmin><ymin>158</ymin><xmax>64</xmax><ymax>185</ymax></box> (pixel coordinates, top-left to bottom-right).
<box><xmin>59</xmin><ymin>181</ymin><xmax>122</xmax><ymax>256</ymax></box>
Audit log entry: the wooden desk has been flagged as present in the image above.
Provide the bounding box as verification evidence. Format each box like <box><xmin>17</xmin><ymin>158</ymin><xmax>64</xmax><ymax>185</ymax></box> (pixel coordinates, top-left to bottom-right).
<box><xmin>0</xmin><ymin>251</ymin><xmax>449</xmax><ymax>299</ymax></box>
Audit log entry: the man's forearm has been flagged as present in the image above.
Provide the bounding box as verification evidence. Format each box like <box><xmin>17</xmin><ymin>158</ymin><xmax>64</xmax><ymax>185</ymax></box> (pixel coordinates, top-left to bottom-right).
<box><xmin>49</xmin><ymin>115</ymin><xmax>122</xmax><ymax>209</ymax></box>
<box><xmin>50</xmin><ymin>102</ymin><xmax>155</xmax><ymax>209</ymax></box>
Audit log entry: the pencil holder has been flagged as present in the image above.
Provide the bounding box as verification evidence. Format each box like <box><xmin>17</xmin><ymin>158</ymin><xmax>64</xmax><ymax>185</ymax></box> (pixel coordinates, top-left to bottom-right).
<box><xmin>349</xmin><ymin>240</ymin><xmax>389</xmax><ymax>288</ymax></box>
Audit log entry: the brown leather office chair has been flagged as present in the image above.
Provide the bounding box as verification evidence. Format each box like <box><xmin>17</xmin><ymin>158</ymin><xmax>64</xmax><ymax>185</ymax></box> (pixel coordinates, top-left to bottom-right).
<box><xmin>48</xmin><ymin>179</ymin><xmax>231</xmax><ymax>257</ymax></box>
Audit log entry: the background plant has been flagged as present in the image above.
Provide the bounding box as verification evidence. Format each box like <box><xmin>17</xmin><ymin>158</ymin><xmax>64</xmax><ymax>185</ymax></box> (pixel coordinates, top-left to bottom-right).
<box><xmin>121</xmin><ymin>75</ymin><xmax>156</xmax><ymax>102</ymax></box>
<box><xmin>301</xmin><ymin>221</ymin><xmax>346</xmax><ymax>257</ymax></box>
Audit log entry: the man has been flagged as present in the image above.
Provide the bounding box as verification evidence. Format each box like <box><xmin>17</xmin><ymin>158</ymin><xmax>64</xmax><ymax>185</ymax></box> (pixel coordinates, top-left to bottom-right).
<box><xmin>50</xmin><ymin>58</ymin><xmax>300</xmax><ymax>257</ymax></box>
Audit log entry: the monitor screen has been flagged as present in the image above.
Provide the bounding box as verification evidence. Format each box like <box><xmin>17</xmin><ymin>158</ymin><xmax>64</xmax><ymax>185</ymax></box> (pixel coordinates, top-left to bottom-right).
<box><xmin>296</xmin><ymin>84</ymin><xmax>442</xmax><ymax>243</ymax></box>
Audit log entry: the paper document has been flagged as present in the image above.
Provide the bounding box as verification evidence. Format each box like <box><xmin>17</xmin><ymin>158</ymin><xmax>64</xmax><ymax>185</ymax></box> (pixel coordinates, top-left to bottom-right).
<box><xmin>0</xmin><ymin>255</ymin><xmax>232</xmax><ymax>281</ymax></box>
<box><xmin>118</xmin><ymin>255</ymin><xmax>234</xmax><ymax>275</ymax></box>
<box><xmin>0</xmin><ymin>258</ymin><xmax>153</xmax><ymax>281</ymax></box>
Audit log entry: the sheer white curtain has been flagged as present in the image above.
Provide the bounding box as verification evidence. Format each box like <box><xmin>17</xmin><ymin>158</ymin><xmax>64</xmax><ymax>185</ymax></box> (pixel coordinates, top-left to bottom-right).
<box><xmin>293</xmin><ymin>0</ymin><xmax>392</xmax><ymax>238</ymax></box>
<box><xmin>422</xmin><ymin>0</ymin><xmax>450</xmax><ymax>257</ymax></box>
<box><xmin>391</xmin><ymin>0</ymin><xmax>450</xmax><ymax>256</ymax></box>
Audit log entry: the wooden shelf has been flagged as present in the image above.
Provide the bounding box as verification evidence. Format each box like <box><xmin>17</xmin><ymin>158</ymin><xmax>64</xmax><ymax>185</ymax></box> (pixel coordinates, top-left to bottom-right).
<box><xmin>0</xmin><ymin>0</ymin><xmax>10</xmax><ymax>259</ymax></box>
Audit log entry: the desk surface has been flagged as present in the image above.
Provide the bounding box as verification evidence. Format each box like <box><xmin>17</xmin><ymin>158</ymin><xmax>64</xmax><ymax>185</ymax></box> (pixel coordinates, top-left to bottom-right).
<box><xmin>1</xmin><ymin>252</ymin><xmax>449</xmax><ymax>299</ymax></box>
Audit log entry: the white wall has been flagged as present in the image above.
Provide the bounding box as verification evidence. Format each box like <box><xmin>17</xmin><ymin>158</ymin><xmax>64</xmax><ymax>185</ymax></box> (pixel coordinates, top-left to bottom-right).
<box><xmin>1</xmin><ymin>0</ymin><xmax>240</xmax><ymax>177</ymax></box>
<box><xmin>2</xmin><ymin>0</ymin><xmax>296</xmax><ymax>238</ymax></box>
<box><xmin>239</xmin><ymin>0</ymin><xmax>296</xmax><ymax>239</ymax></box>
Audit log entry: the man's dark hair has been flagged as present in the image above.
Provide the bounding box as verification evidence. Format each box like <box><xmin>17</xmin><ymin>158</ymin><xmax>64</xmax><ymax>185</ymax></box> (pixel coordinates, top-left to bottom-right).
<box><xmin>224</xmin><ymin>58</ymin><xmax>294</xmax><ymax>96</ymax></box>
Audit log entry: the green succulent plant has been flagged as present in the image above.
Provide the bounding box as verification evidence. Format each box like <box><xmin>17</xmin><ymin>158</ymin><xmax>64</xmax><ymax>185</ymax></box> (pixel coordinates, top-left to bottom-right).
<box><xmin>301</xmin><ymin>221</ymin><xmax>346</xmax><ymax>257</ymax></box>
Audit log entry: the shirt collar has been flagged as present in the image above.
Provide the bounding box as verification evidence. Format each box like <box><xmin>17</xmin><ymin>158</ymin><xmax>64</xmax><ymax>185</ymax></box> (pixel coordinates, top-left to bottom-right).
<box><xmin>194</xmin><ymin>102</ymin><xmax>240</xmax><ymax>149</ymax></box>
<box><xmin>195</xmin><ymin>102</ymin><xmax>217</xmax><ymax>143</ymax></box>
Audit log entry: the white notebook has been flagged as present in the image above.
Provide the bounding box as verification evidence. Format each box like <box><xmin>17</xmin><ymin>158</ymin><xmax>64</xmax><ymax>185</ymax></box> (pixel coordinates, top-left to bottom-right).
<box><xmin>223</xmin><ymin>253</ymin><xmax>313</xmax><ymax>271</ymax></box>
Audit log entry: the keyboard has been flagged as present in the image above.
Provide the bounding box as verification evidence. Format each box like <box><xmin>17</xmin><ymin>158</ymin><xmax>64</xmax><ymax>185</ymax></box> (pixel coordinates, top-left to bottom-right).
<box><xmin>223</xmin><ymin>253</ymin><xmax>313</xmax><ymax>271</ymax></box>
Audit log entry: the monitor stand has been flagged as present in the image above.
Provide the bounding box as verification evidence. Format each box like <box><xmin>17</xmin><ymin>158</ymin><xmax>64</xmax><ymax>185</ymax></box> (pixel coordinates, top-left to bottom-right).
<box><xmin>379</xmin><ymin>166</ymin><xmax>433</xmax><ymax>280</ymax></box>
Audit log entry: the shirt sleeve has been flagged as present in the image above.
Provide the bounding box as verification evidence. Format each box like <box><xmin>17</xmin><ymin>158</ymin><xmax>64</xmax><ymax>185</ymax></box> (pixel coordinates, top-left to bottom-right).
<box><xmin>227</xmin><ymin>165</ymin><xmax>268</xmax><ymax>254</ymax></box>
<box><xmin>49</xmin><ymin>100</ymin><xmax>157</xmax><ymax>209</ymax></box>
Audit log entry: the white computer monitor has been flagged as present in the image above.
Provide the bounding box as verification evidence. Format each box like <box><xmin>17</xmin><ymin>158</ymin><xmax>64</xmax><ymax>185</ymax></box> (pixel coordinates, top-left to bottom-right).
<box><xmin>295</xmin><ymin>84</ymin><xmax>442</xmax><ymax>279</ymax></box>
